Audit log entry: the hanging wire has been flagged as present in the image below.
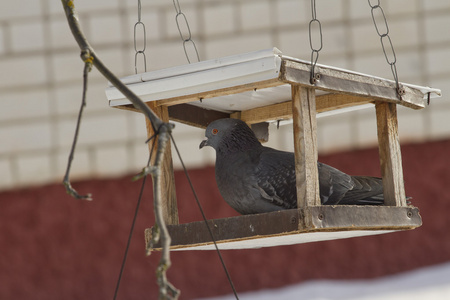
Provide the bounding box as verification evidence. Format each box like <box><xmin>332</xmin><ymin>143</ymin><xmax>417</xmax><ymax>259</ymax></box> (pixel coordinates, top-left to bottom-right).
<box><xmin>172</xmin><ymin>0</ymin><xmax>200</xmax><ymax>63</ymax></box>
<box><xmin>117</xmin><ymin>1</ymin><xmax>234</xmax><ymax>297</ymax></box>
<box><xmin>308</xmin><ymin>0</ymin><xmax>323</xmax><ymax>84</ymax></box>
<box><xmin>113</xmin><ymin>2</ymin><xmax>152</xmax><ymax>297</ymax></box>
<box><xmin>368</xmin><ymin>0</ymin><xmax>405</xmax><ymax>98</ymax></box>
<box><xmin>134</xmin><ymin>0</ymin><xmax>147</xmax><ymax>73</ymax></box>
<box><xmin>170</xmin><ymin>134</ymin><xmax>239</xmax><ymax>299</ymax></box>
<box><xmin>113</xmin><ymin>136</ymin><xmax>157</xmax><ymax>300</ymax></box>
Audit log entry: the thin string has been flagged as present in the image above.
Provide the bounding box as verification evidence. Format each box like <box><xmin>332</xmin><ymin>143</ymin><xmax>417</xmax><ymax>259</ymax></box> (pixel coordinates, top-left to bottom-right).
<box><xmin>113</xmin><ymin>136</ymin><xmax>157</xmax><ymax>300</ymax></box>
<box><xmin>170</xmin><ymin>133</ymin><xmax>239</xmax><ymax>299</ymax></box>
<box><xmin>113</xmin><ymin>127</ymin><xmax>239</xmax><ymax>299</ymax></box>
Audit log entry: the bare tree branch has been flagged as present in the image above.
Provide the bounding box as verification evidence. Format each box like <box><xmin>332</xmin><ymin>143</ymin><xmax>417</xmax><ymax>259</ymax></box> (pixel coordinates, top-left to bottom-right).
<box><xmin>63</xmin><ymin>53</ymin><xmax>93</xmax><ymax>201</ymax></box>
<box><xmin>61</xmin><ymin>1</ymin><xmax>178</xmax><ymax>298</ymax></box>
<box><xmin>61</xmin><ymin>0</ymin><xmax>163</xmax><ymax>131</ymax></box>
<box><xmin>150</xmin><ymin>126</ymin><xmax>180</xmax><ymax>299</ymax></box>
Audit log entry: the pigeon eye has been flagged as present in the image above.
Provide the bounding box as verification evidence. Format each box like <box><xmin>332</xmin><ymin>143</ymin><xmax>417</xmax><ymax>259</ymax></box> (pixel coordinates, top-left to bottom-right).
<box><xmin>212</xmin><ymin>128</ymin><xmax>219</xmax><ymax>135</ymax></box>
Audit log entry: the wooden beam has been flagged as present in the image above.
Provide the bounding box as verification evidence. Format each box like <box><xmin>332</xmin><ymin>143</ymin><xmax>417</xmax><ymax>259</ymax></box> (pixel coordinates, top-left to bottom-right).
<box><xmin>317</xmin><ymin>93</ymin><xmax>372</xmax><ymax>113</ymax></box>
<box><xmin>232</xmin><ymin>101</ymin><xmax>292</xmax><ymax>124</ymax></box>
<box><xmin>236</xmin><ymin>93</ymin><xmax>371</xmax><ymax>124</ymax></box>
<box><xmin>145</xmin><ymin>103</ymin><xmax>179</xmax><ymax>225</ymax></box>
<box><xmin>291</xmin><ymin>85</ymin><xmax>320</xmax><ymax>208</ymax></box>
<box><xmin>146</xmin><ymin>206</ymin><xmax>422</xmax><ymax>251</ymax></box>
<box><xmin>109</xmin><ymin>103</ymin><xmax>140</xmax><ymax>113</ymax></box>
<box><xmin>375</xmin><ymin>102</ymin><xmax>407</xmax><ymax>207</ymax></box>
<box><xmin>115</xmin><ymin>92</ymin><xmax>371</xmax><ymax>127</ymax></box>
<box><xmin>168</xmin><ymin>104</ymin><xmax>230</xmax><ymax>129</ymax></box>
<box><xmin>155</xmin><ymin>79</ymin><xmax>284</xmax><ymax>107</ymax></box>
<box><xmin>281</xmin><ymin>59</ymin><xmax>426</xmax><ymax>110</ymax></box>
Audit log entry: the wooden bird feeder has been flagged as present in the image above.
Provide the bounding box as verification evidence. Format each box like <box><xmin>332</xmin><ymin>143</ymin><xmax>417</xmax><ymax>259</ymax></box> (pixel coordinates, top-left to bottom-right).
<box><xmin>105</xmin><ymin>48</ymin><xmax>441</xmax><ymax>250</ymax></box>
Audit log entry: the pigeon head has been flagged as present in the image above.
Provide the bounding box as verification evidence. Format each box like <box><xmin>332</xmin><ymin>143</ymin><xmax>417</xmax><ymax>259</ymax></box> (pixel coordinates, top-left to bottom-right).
<box><xmin>199</xmin><ymin>118</ymin><xmax>261</xmax><ymax>154</ymax></box>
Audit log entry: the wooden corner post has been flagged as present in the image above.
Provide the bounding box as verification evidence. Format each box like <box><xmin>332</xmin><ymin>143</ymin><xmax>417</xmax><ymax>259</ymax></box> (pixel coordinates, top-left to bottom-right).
<box><xmin>291</xmin><ymin>85</ymin><xmax>320</xmax><ymax>208</ymax></box>
<box><xmin>375</xmin><ymin>102</ymin><xmax>407</xmax><ymax>207</ymax></box>
<box><xmin>145</xmin><ymin>103</ymin><xmax>180</xmax><ymax>225</ymax></box>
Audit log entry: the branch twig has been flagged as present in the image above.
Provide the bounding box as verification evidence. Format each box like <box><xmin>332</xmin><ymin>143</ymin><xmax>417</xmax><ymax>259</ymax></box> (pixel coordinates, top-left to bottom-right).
<box><xmin>151</xmin><ymin>126</ymin><xmax>180</xmax><ymax>299</ymax></box>
<box><xmin>63</xmin><ymin>53</ymin><xmax>93</xmax><ymax>200</ymax></box>
<box><xmin>61</xmin><ymin>0</ymin><xmax>163</xmax><ymax>130</ymax></box>
<box><xmin>61</xmin><ymin>1</ymin><xmax>178</xmax><ymax>298</ymax></box>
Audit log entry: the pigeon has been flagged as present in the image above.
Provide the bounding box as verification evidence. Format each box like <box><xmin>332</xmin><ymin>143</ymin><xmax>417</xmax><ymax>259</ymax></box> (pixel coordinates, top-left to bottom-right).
<box><xmin>199</xmin><ymin>118</ymin><xmax>385</xmax><ymax>215</ymax></box>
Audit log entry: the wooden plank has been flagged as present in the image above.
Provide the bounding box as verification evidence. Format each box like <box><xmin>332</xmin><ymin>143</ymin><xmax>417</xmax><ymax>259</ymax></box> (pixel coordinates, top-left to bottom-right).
<box><xmin>154</xmin><ymin>79</ymin><xmax>284</xmax><ymax>107</ymax></box>
<box><xmin>281</xmin><ymin>59</ymin><xmax>426</xmax><ymax>110</ymax></box>
<box><xmin>375</xmin><ymin>102</ymin><xmax>407</xmax><ymax>207</ymax></box>
<box><xmin>110</xmin><ymin>103</ymin><xmax>231</xmax><ymax>127</ymax></box>
<box><xmin>158</xmin><ymin>209</ymin><xmax>301</xmax><ymax>248</ymax></box>
<box><xmin>145</xmin><ymin>206</ymin><xmax>421</xmax><ymax>251</ymax></box>
<box><xmin>120</xmin><ymin>91</ymin><xmax>371</xmax><ymax>127</ymax></box>
<box><xmin>291</xmin><ymin>85</ymin><xmax>321</xmax><ymax>208</ymax></box>
<box><xmin>109</xmin><ymin>103</ymin><xmax>140</xmax><ymax>113</ymax></box>
<box><xmin>235</xmin><ymin>93</ymin><xmax>371</xmax><ymax>124</ymax></box>
<box><xmin>167</xmin><ymin>104</ymin><xmax>230</xmax><ymax>129</ymax></box>
<box><xmin>231</xmin><ymin>101</ymin><xmax>292</xmax><ymax>124</ymax></box>
<box><xmin>307</xmin><ymin>205</ymin><xmax>420</xmax><ymax>229</ymax></box>
<box><xmin>165</xmin><ymin>230</ymin><xmax>395</xmax><ymax>250</ymax></box>
<box><xmin>145</xmin><ymin>103</ymin><xmax>180</xmax><ymax>225</ymax></box>
<box><xmin>317</xmin><ymin>93</ymin><xmax>372</xmax><ymax>113</ymax></box>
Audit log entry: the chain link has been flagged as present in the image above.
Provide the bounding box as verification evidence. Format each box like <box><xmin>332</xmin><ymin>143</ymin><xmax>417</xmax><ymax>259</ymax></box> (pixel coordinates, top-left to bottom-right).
<box><xmin>134</xmin><ymin>0</ymin><xmax>147</xmax><ymax>74</ymax></box>
<box><xmin>308</xmin><ymin>0</ymin><xmax>323</xmax><ymax>84</ymax></box>
<box><xmin>368</xmin><ymin>0</ymin><xmax>405</xmax><ymax>98</ymax></box>
<box><xmin>173</xmin><ymin>0</ymin><xmax>200</xmax><ymax>63</ymax></box>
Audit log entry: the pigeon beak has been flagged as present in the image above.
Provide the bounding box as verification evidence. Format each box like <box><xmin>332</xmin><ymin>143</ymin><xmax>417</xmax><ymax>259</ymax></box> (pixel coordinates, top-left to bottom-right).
<box><xmin>199</xmin><ymin>138</ymin><xmax>209</xmax><ymax>149</ymax></box>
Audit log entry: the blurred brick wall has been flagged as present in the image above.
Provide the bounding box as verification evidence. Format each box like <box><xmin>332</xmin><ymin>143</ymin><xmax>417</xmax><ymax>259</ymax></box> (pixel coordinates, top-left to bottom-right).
<box><xmin>1</xmin><ymin>139</ymin><xmax>449</xmax><ymax>300</ymax></box>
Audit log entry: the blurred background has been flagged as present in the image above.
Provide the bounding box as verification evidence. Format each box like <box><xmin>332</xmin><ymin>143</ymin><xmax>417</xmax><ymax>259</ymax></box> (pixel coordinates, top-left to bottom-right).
<box><xmin>1</xmin><ymin>0</ymin><xmax>449</xmax><ymax>299</ymax></box>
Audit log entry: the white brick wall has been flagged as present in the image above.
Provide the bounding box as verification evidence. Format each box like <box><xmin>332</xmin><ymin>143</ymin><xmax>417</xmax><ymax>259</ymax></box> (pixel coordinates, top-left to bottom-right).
<box><xmin>240</xmin><ymin>1</ymin><xmax>272</xmax><ymax>31</ymax></box>
<box><xmin>0</xmin><ymin>56</ymin><xmax>48</xmax><ymax>88</ymax></box>
<box><xmin>203</xmin><ymin>3</ymin><xmax>236</xmax><ymax>36</ymax></box>
<box><xmin>0</xmin><ymin>0</ymin><xmax>449</xmax><ymax>191</ymax></box>
<box><xmin>0</xmin><ymin>1</ymin><xmax>42</xmax><ymax>19</ymax></box>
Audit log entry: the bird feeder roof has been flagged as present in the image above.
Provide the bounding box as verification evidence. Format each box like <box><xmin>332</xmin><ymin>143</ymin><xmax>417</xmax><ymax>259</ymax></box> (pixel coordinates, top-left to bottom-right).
<box><xmin>106</xmin><ymin>48</ymin><xmax>441</xmax><ymax>126</ymax></box>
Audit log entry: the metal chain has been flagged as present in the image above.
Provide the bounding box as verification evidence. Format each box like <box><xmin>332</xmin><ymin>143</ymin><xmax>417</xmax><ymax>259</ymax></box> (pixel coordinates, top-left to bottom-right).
<box><xmin>173</xmin><ymin>0</ymin><xmax>200</xmax><ymax>63</ymax></box>
<box><xmin>134</xmin><ymin>0</ymin><xmax>147</xmax><ymax>74</ymax></box>
<box><xmin>368</xmin><ymin>0</ymin><xmax>405</xmax><ymax>98</ymax></box>
<box><xmin>308</xmin><ymin>0</ymin><xmax>323</xmax><ymax>84</ymax></box>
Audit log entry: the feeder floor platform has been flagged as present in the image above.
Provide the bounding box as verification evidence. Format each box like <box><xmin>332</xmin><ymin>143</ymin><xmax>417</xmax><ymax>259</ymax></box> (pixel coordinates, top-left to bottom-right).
<box><xmin>146</xmin><ymin>205</ymin><xmax>421</xmax><ymax>251</ymax></box>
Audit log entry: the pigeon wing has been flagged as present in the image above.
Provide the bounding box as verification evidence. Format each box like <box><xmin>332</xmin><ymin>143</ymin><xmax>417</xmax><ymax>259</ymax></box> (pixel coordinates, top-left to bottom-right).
<box><xmin>337</xmin><ymin>176</ymin><xmax>384</xmax><ymax>205</ymax></box>
<box><xmin>254</xmin><ymin>148</ymin><xmax>298</xmax><ymax>209</ymax></box>
<box><xmin>318</xmin><ymin>162</ymin><xmax>354</xmax><ymax>205</ymax></box>
<box><xmin>318</xmin><ymin>162</ymin><xmax>384</xmax><ymax>205</ymax></box>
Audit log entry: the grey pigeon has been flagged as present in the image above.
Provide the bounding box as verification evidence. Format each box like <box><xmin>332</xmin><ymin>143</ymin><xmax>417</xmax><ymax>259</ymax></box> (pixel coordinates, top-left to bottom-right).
<box><xmin>199</xmin><ymin>118</ymin><xmax>385</xmax><ymax>215</ymax></box>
